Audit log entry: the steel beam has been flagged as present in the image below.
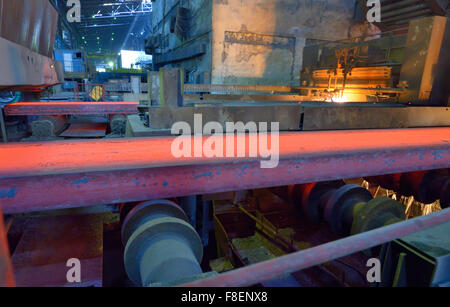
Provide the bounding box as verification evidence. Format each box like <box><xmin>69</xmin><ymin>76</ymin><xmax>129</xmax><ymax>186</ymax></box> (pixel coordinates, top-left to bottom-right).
<box><xmin>180</xmin><ymin>208</ymin><xmax>450</xmax><ymax>287</ymax></box>
<box><xmin>0</xmin><ymin>128</ymin><xmax>448</xmax><ymax>214</ymax></box>
<box><xmin>4</xmin><ymin>102</ymin><xmax>139</xmax><ymax>116</ymax></box>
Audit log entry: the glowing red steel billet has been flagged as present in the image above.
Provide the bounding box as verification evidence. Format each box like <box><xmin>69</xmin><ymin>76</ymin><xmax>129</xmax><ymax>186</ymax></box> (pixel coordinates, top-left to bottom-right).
<box><xmin>0</xmin><ymin>128</ymin><xmax>448</xmax><ymax>213</ymax></box>
<box><xmin>4</xmin><ymin>102</ymin><xmax>139</xmax><ymax>115</ymax></box>
<box><xmin>180</xmin><ymin>208</ymin><xmax>450</xmax><ymax>287</ymax></box>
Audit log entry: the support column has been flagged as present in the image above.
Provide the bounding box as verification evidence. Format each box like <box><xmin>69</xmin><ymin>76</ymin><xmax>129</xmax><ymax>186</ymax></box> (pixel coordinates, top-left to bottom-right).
<box><xmin>159</xmin><ymin>68</ymin><xmax>184</xmax><ymax>108</ymax></box>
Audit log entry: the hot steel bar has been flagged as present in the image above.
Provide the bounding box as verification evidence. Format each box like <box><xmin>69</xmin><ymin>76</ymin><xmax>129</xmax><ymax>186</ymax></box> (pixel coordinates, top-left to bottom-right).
<box><xmin>181</xmin><ymin>208</ymin><xmax>450</xmax><ymax>287</ymax></box>
<box><xmin>0</xmin><ymin>128</ymin><xmax>448</xmax><ymax>213</ymax></box>
<box><xmin>4</xmin><ymin>102</ymin><xmax>139</xmax><ymax>116</ymax></box>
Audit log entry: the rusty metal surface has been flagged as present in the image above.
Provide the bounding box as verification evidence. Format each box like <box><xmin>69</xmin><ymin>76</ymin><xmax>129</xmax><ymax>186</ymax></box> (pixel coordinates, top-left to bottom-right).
<box><xmin>0</xmin><ymin>37</ymin><xmax>63</xmax><ymax>91</ymax></box>
<box><xmin>11</xmin><ymin>214</ymin><xmax>103</xmax><ymax>287</ymax></box>
<box><xmin>4</xmin><ymin>102</ymin><xmax>139</xmax><ymax>116</ymax></box>
<box><xmin>0</xmin><ymin>0</ymin><xmax>58</xmax><ymax>58</ymax></box>
<box><xmin>303</xmin><ymin>107</ymin><xmax>450</xmax><ymax>130</ymax></box>
<box><xmin>0</xmin><ymin>128</ymin><xmax>448</xmax><ymax>213</ymax></box>
<box><xmin>0</xmin><ymin>208</ymin><xmax>14</xmax><ymax>286</ymax></box>
<box><xmin>357</xmin><ymin>0</ymin><xmax>448</xmax><ymax>31</ymax></box>
<box><xmin>180</xmin><ymin>208</ymin><xmax>450</xmax><ymax>287</ymax></box>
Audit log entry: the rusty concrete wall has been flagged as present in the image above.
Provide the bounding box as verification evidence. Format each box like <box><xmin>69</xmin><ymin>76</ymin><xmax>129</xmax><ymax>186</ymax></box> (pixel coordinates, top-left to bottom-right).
<box><xmin>212</xmin><ymin>0</ymin><xmax>356</xmax><ymax>85</ymax></box>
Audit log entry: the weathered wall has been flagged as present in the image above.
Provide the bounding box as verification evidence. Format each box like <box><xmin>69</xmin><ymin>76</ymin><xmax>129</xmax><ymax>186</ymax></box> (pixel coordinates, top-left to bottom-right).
<box><xmin>211</xmin><ymin>0</ymin><xmax>356</xmax><ymax>85</ymax></box>
<box><xmin>152</xmin><ymin>0</ymin><xmax>213</xmax><ymax>83</ymax></box>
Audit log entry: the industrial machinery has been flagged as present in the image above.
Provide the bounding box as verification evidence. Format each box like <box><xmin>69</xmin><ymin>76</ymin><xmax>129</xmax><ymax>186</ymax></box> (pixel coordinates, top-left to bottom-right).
<box><xmin>125</xmin><ymin>15</ymin><xmax>450</xmax><ymax>139</ymax></box>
